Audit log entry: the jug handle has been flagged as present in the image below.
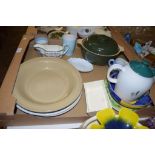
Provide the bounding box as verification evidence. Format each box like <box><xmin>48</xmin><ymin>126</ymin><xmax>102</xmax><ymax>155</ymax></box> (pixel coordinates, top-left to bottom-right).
<box><xmin>63</xmin><ymin>45</ymin><xmax>70</xmax><ymax>55</ymax></box>
<box><xmin>107</xmin><ymin>64</ymin><xmax>124</xmax><ymax>83</ymax></box>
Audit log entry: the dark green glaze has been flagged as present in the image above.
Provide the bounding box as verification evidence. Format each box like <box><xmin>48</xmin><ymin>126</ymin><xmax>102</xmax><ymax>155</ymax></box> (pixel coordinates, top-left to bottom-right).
<box><xmin>80</xmin><ymin>34</ymin><xmax>120</xmax><ymax>65</ymax></box>
<box><xmin>83</xmin><ymin>34</ymin><xmax>119</xmax><ymax>55</ymax></box>
<box><xmin>130</xmin><ymin>60</ymin><xmax>154</xmax><ymax>78</ymax></box>
<box><xmin>81</xmin><ymin>48</ymin><xmax>118</xmax><ymax>65</ymax></box>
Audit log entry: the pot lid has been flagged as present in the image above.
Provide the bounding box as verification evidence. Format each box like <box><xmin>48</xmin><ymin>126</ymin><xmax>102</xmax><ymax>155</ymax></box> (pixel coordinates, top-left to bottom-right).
<box><xmin>83</xmin><ymin>34</ymin><xmax>119</xmax><ymax>55</ymax></box>
<box><xmin>130</xmin><ymin>60</ymin><xmax>154</xmax><ymax>78</ymax></box>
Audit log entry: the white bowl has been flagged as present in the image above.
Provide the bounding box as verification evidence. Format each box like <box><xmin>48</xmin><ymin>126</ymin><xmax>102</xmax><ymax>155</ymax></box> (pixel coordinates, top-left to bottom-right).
<box><xmin>34</xmin><ymin>44</ymin><xmax>69</xmax><ymax>57</ymax></box>
<box><xmin>34</xmin><ymin>37</ymin><xmax>48</xmax><ymax>44</ymax></box>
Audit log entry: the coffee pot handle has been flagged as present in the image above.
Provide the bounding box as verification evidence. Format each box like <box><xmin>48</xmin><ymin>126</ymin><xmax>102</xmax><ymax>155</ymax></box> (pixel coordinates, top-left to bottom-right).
<box><xmin>107</xmin><ymin>64</ymin><xmax>124</xmax><ymax>83</ymax></box>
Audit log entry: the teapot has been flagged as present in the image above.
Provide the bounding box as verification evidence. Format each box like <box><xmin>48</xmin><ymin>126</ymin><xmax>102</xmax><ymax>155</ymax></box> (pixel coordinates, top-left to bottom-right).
<box><xmin>107</xmin><ymin>60</ymin><xmax>155</xmax><ymax>102</ymax></box>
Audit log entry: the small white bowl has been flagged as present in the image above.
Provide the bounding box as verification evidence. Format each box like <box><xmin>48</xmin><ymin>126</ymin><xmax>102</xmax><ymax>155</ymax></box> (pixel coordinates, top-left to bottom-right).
<box><xmin>34</xmin><ymin>37</ymin><xmax>48</xmax><ymax>44</ymax></box>
<box><xmin>67</xmin><ymin>58</ymin><xmax>93</xmax><ymax>72</ymax></box>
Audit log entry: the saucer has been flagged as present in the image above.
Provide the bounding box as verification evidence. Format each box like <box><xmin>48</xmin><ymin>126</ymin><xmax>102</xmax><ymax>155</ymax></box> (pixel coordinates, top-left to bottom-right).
<box><xmin>108</xmin><ymin>81</ymin><xmax>152</xmax><ymax>109</ymax></box>
<box><xmin>67</xmin><ymin>58</ymin><xmax>93</xmax><ymax>72</ymax></box>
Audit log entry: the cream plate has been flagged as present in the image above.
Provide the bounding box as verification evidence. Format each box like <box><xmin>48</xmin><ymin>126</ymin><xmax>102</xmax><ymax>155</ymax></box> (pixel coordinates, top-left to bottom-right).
<box><xmin>13</xmin><ymin>57</ymin><xmax>82</xmax><ymax>113</ymax></box>
<box><xmin>16</xmin><ymin>93</ymin><xmax>82</xmax><ymax>117</ymax></box>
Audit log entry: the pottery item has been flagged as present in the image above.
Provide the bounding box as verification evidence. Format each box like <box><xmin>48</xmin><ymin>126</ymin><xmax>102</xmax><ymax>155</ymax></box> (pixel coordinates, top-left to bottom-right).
<box><xmin>107</xmin><ymin>60</ymin><xmax>155</xmax><ymax>102</ymax></box>
<box><xmin>34</xmin><ymin>36</ymin><xmax>48</xmax><ymax>44</ymax></box>
<box><xmin>108</xmin><ymin>81</ymin><xmax>152</xmax><ymax>109</ymax></box>
<box><xmin>78</xmin><ymin>34</ymin><xmax>121</xmax><ymax>65</ymax></box>
<box><xmin>77</xmin><ymin>26</ymin><xmax>96</xmax><ymax>38</ymax></box>
<box><xmin>81</xmin><ymin>108</ymin><xmax>148</xmax><ymax>129</ymax></box>
<box><xmin>48</xmin><ymin>30</ymin><xmax>66</xmax><ymax>39</ymax></box>
<box><xmin>37</xmin><ymin>26</ymin><xmax>63</xmax><ymax>33</ymax></box>
<box><xmin>66</xmin><ymin>26</ymin><xmax>79</xmax><ymax>37</ymax></box>
<box><xmin>108</xmin><ymin>57</ymin><xmax>129</xmax><ymax>66</ymax></box>
<box><xmin>94</xmin><ymin>27</ymin><xmax>112</xmax><ymax>37</ymax></box>
<box><xmin>33</xmin><ymin>44</ymin><xmax>69</xmax><ymax>57</ymax></box>
<box><xmin>67</xmin><ymin>58</ymin><xmax>93</xmax><ymax>72</ymax></box>
<box><xmin>62</xmin><ymin>34</ymin><xmax>77</xmax><ymax>56</ymax></box>
<box><xmin>16</xmin><ymin>93</ymin><xmax>82</xmax><ymax>117</ymax></box>
<box><xmin>13</xmin><ymin>57</ymin><xmax>82</xmax><ymax>113</ymax></box>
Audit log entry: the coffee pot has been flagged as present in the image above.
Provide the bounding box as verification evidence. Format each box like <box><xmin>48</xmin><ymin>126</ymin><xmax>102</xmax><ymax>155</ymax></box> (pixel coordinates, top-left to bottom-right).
<box><xmin>107</xmin><ymin>60</ymin><xmax>155</xmax><ymax>102</ymax></box>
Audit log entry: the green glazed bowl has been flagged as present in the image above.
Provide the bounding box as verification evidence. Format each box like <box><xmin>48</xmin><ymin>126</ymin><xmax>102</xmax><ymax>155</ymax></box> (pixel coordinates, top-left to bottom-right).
<box><xmin>80</xmin><ymin>34</ymin><xmax>121</xmax><ymax>65</ymax></box>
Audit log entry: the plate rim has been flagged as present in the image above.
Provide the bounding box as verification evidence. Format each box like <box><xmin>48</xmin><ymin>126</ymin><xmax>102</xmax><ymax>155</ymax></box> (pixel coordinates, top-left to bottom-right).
<box><xmin>16</xmin><ymin>92</ymin><xmax>82</xmax><ymax>117</ymax></box>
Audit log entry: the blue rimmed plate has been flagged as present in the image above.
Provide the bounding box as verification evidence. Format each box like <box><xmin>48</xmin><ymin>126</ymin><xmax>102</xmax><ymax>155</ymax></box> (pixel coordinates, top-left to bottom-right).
<box><xmin>108</xmin><ymin>81</ymin><xmax>153</xmax><ymax>109</ymax></box>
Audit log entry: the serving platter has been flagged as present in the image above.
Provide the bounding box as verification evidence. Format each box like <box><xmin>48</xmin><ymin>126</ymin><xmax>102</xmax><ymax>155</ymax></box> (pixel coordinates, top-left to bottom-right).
<box><xmin>13</xmin><ymin>57</ymin><xmax>82</xmax><ymax>113</ymax></box>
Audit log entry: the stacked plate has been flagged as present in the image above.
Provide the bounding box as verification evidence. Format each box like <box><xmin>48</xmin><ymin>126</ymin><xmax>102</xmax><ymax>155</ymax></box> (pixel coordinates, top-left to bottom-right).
<box><xmin>13</xmin><ymin>57</ymin><xmax>82</xmax><ymax>117</ymax></box>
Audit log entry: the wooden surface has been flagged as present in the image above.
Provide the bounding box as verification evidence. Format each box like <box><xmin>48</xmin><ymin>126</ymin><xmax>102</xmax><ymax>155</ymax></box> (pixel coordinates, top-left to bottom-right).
<box><xmin>0</xmin><ymin>34</ymin><xmax>34</xmax><ymax>115</ymax></box>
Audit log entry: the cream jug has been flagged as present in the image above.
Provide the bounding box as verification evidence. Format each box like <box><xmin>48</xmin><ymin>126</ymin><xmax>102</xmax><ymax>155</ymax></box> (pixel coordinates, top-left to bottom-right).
<box><xmin>107</xmin><ymin>60</ymin><xmax>155</xmax><ymax>102</ymax></box>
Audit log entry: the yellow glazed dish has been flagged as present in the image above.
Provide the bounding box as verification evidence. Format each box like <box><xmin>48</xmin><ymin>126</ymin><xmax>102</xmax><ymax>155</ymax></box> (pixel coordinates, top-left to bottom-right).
<box><xmin>81</xmin><ymin>108</ymin><xmax>148</xmax><ymax>129</ymax></box>
<box><xmin>13</xmin><ymin>57</ymin><xmax>82</xmax><ymax>113</ymax></box>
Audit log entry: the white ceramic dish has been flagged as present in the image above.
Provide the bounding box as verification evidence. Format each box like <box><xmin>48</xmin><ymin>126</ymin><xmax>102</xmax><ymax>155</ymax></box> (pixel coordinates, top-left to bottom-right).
<box><xmin>34</xmin><ymin>37</ymin><xmax>48</xmax><ymax>44</ymax></box>
<box><xmin>33</xmin><ymin>44</ymin><xmax>69</xmax><ymax>57</ymax></box>
<box><xmin>67</xmin><ymin>58</ymin><xmax>93</xmax><ymax>72</ymax></box>
<box><xmin>16</xmin><ymin>93</ymin><xmax>82</xmax><ymax>117</ymax></box>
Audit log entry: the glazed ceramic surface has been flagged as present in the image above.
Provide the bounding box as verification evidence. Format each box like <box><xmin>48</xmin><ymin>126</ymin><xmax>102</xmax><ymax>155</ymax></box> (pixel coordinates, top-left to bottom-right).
<box><xmin>16</xmin><ymin>93</ymin><xmax>82</xmax><ymax>117</ymax></box>
<box><xmin>33</xmin><ymin>44</ymin><xmax>69</xmax><ymax>57</ymax></box>
<box><xmin>48</xmin><ymin>31</ymin><xmax>65</xmax><ymax>39</ymax></box>
<box><xmin>34</xmin><ymin>37</ymin><xmax>48</xmax><ymax>44</ymax></box>
<box><xmin>108</xmin><ymin>81</ymin><xmax>152</xmax><ymax>109</ymax></box>
<box><xmin>62</xmin><ymin>34</ymin><xmax>77</xmax><ymax>56</ymax></box>
<box><xmin>13</xmin><ymin>57</ymin><xmax>82</xmax><ymax>113</ymax></box>
<box><xmin>77</xmin><ymin>26</ymin><xmax>96</xmax><ymax>38</ymax></box>
<box><xmin>79</xmin><ymin>34</ymin><xmax>120</xmax><ymax>65</ymax></box>
<box><xmin>67</xmin><ymin>58</ymin><xmax>93</xmax><ymax>72</ymax></box>
<box><xmin>107</xmin><ymin>63</ymin><xmax>154</xmax><ymax>102</ymax></box>
<box><xmin>81</xmin><ymin>116</ymin><xmax>144</xmax><ymax>129</ymax></box>
<box><xmin>83</xmin><ymin>34</ymin><xmax>119</xmax><ymax>55</ymax></box>
<box><xmin>108</xmin><ymin>57</ymin><xmax>129</xmax><ymax>66</ymax></box>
